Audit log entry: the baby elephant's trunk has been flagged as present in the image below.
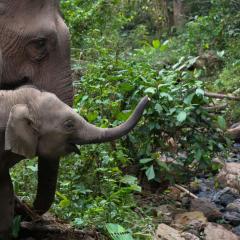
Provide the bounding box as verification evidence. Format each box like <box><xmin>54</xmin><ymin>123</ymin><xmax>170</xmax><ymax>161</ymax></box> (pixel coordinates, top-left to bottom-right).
<box><xmin>75</xmin><ymin>96</ymin><xmax>149</xmax><ymax>144</ymax></box>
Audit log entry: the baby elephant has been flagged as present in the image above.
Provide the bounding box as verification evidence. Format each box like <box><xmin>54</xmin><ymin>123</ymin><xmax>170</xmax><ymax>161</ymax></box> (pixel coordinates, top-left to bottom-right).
<box><xmin>0</xmin><ymin>86</ymin><xmax>148</xmax><ymax>239</ymax></box>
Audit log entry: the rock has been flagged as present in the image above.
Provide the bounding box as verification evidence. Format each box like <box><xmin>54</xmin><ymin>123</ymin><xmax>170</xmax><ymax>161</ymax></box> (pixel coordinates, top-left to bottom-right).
<box><xmin>190</xmin><ymin>198</ymin><xmax>222</xmax><ymax>221</ymax></box>
<box><xmin>153</xmin><ymin>204</ymin><xmax>178</xmax><ymax>224</ymax></box>
<box><xmin>213</xmin><ymin>187</ymin><xmax>239</xmax><ymax>206</ymax></box>
<box><xmin>173</xmin><ymin>211</ymin><xmax>207</xmax><ymax>231</ymax></box>
<box><xmin>227</xmin><ymin>199</ymin><xmax>240</xmax><ymax>213</ymax></box>
<box><xmin>233</xmin><ymin>225</ymin><xmax>240</xmax><ymax>236</ymax></box>
<box><xmin>180</xmin><ymin>232</ymin><xmax>200</xmax><ymax>240</ymax></box>
<box><xmin>181</xmin><ymin>196</ymin><xmax>190</xmax><ymax>207</ymax></box>
<box><xmin>224</xmin><ymin>211</ymin><xmax>240</xmax><ymax>226</ymax></box>
<box><xmin>224</xmin><ymin>199</ymin><xmax>240</xmax><ymax>225</ymax></box>
<box><xmin>154</xmin><ymin>223</ymin><xmax>184</xmax><ymax>240</ymax></box>
<box><xmin>217</xmin><ymin>163</ymin><xmax>240</xmax><ymax>191</ymax></box>
<box><xmin>204</xmin><ymin>222</ymin><xmax>239</xmax><ymax>240</ymax></box>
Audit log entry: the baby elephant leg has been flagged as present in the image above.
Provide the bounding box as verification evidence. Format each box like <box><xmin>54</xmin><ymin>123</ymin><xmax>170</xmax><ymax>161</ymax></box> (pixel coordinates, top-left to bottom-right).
<box><xmin>0</xmin><ymin>171</ymin><xmax>14</xmax><ymax>240</ymax></box>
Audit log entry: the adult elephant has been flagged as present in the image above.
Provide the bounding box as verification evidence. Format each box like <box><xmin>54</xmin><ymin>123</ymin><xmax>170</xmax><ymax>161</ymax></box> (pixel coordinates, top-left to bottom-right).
<box><xmin>0</xmin><ymin>0</ymin><xmax>74</xmax><ymax>214</ymax></box>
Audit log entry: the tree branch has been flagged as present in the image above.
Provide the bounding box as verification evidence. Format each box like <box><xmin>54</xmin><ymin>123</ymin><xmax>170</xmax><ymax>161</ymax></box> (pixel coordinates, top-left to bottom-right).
<box><xmin>204</xmin><ymin>91</ymin><xmax>240</xmax><ymax>101</ymax></box>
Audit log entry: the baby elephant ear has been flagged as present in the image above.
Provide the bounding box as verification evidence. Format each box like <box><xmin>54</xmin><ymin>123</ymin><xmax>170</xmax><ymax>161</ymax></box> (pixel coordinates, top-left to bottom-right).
<box><xmin>5</xmin><ymin>104</ymin><xmax>38</xmax><ymax>158</ymax></box>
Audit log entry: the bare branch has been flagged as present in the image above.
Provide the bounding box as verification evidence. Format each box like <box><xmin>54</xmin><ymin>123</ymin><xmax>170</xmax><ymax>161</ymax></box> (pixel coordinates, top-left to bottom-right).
<box><xmin>175</xmin><ymin>184</ymin><xmax>198</xmax><ymax>199</ymax></box>
<box><xmin>204</xmin><ymin>91</ymin><xmax>240</xmax><ymax>101</ymax></box>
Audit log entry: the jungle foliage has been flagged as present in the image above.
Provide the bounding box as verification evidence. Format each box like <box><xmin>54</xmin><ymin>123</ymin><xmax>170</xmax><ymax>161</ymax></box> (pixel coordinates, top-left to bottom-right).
<box><xmin>11</xmin><ymin>0</ymin><xmax>240</xmax><ymax>239</ymax></box>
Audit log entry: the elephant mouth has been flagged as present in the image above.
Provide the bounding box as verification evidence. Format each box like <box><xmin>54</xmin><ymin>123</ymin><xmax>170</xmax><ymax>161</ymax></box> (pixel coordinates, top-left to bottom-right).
<box><xmin>68</xmin><ymin>143</ymin><xmax>80</xmax><ymax>154</ymax></box>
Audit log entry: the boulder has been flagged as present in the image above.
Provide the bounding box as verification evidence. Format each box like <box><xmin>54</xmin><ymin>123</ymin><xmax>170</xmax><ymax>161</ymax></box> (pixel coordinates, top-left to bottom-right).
<box><xmin>173</xmin><ymin>211</ymin><xmax>207</xmax><ymax>231</ymax></box>
<box><xmin>213</xmin><ymin>187</ymin><xmax>239</xmax><ymax>206</ymax></box>
<box><xmin>224</xmin><ymin>211</ymin><xmax>240</xmax><ymax>226</ymax></box>
<box><xmin>180</xmin><ymin>232</ymin><xmax>200</xmax><ymax>240</ymax></box>
<box><xmin>217</xmin><ymin>163</ymin><xmax>240</xmax><ymax>191</ymax></box>
<box><xmin>190</xmin><ymin>198</ymin><xmax>222</xmax><ymax>221</ymax></box>
<box><xmin>227</xmin><ymin>199</ymin><xmax>240</xmax><ymax>213</ymax></box>
<box><xmin>204</xmin><ymin>222</ymin><xmax>239</xmax><ymax>240</ymax></box>
<box><xmin>152</xmin><ymin>204</ymin><xmax>181</xmax><ymax>224</ymax></box>
<box><xmin>223</xmin><ymin>199</ymin><xmax>240</xmax><ymax>225</ymax></box>
<box><xmin>154</xmin><ymin>224</ymin><xmax>184</xmax><ymax>240</ymax></box>
<box><xmin>233</xmin><ymin>225</ymin><xmax>240</xmax><ymax>236</ymax></box>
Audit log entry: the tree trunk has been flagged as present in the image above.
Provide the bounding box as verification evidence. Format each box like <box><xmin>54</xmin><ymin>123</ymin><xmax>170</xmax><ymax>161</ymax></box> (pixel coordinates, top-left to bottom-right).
<box><xmin>173</xmin><ymin>0</ymin><xmax>186</xmax><ymax>28</ymax></box>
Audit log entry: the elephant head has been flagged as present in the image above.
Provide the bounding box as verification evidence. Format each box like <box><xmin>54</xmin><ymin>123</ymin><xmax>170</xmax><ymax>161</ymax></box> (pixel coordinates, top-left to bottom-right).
<box><xmin>0</xmin><ymin>0</ymin><xmax>73</xmax><ymax>105</ymax></box>
<box><xmin>5</xmin><ymin>92</ymin><xmax>149</xmax><ymax>159</ymax></box>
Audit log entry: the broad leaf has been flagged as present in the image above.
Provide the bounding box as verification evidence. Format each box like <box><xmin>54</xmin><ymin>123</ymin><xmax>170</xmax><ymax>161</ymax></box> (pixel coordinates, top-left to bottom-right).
<box><xmin>145</xmin><ymin>165</ymin><xmax>155</xmax><ymax>180</ymax></box>
<box><xmin>217</xmin><ymin>116</ymin><xmax>226</xmax><ymax>130</ymax></box>
<box><xmin>177</xmin><ymin>111</ymin><xmax>187</xmax><ymax>122</ymax></box>
<box><xmin>152</xmin><ymin>39</ymin><xmax>160</xmax><ymax>49</ymax></box>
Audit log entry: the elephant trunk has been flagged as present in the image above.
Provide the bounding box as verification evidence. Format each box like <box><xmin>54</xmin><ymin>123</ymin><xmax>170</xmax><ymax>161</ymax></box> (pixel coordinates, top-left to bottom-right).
<box><xmin>76</xmin><ymin>96</ymin><xmax>149</xmax><ymax>144</ymax></box>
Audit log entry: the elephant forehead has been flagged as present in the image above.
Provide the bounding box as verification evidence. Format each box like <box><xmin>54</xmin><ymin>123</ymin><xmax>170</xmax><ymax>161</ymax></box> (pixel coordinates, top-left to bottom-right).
<box><xmin>0</xmin><ymin>1</ymin><xmax>60</xmax><ymax>26</ymax></box>
<box><xmin>40</xmin><ymin>93</ymin><xmax>63</xmax><ymax>108</ymax></box>
<box><xmin>3</xmin><ymin>0</ymin><xmax>58</xmax><ymax>12</ymax></box>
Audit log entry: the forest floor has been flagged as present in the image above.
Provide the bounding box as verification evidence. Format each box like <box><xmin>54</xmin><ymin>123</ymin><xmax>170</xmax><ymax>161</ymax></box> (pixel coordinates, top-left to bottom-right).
<box><xmin>16</xmin><ymin>145</ymin><xmax>240</xmax><ymax>240</ymax></box>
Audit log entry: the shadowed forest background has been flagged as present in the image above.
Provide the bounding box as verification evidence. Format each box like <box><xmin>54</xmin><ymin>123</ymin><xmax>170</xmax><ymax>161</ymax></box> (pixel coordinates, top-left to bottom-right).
<box><xmin>11</xmin><ymin>0</ymin><xmax>240</xmax><ymax>239</ymax></box>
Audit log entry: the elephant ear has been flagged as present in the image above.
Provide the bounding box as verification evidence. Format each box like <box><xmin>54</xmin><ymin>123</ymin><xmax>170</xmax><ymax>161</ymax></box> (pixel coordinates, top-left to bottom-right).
<box><xmin>5</xmin><ymin>104</ymin><xmax>38</xmax><ymax>158</ymax></box>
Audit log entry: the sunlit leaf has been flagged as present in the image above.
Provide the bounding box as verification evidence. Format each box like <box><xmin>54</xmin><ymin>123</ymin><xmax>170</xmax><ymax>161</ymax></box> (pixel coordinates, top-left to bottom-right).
<box><xmin>144</xmin><ymin>87</ymin><xmax>156</xmax><ymax>94</ymax></box>
<box><xmin>217</xmin><ymin>116</ymin><xmax>226</xmax><ymax>130</ymax></box>
<box><xmin>145</xmin><ymin>165</ymin><xmax>155</xmax><ymax>180</ymax></box>
<box><xmin>140</xmin><ymin>158</ymin><xmax>153</xmax><ymax>164</ymax></box>
<box><xmin>152</xmin><ymin>39</ymin><xmax>160</xmax><ymax>49</ymax></box>
<box><xmin>177</xmin><ymin>111</ymin><xmax>187</xmax><ymax>122</ymax></box>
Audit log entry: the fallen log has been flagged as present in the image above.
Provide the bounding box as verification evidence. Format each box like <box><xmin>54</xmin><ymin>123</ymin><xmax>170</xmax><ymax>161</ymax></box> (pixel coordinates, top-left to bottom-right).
<box><xmin>20</xmin><ymin>221</ymin><xmax>99</xmax><ymax>239</ymax></box>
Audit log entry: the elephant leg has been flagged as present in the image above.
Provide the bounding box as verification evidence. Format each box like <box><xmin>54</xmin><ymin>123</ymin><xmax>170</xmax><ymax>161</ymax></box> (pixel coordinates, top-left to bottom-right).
<box><xmin>33</xmin><ymin>157</ymin><xmax>60</xmax><ymax>214</ymax></box>
<box><xmin>0</xmin><ymin>170</ymin><xmax>14</xmax><ymax>240</ymax></box>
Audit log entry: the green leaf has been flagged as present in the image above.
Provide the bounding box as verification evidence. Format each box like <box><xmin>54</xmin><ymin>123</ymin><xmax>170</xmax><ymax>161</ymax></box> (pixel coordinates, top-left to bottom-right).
<box><xmin>217</xmin><ymin>50</ymin><xmax>225</xmax><ymax>58</ymax></box>
<box><xmin>195</xmin><ymin>88</ymin><xmax>204</xmax><ymax>96</ymax></box>
<box><xmin>159</xmin><ymin>40</ymin><xmax>169</xmax><ymax>52</ymax></box>
<box><xmin>160</xmin><ymin>92</ymin><xmax>173</xmax><ymax>101</ymax></box>
<box><xmin>184</xmin><ymin>93</ymin><xmax>195</xmax><ymax>104</ymax></box>
<box><xmin>152</xmin><ymin>39</ymin><xmax>160</xmax><ymax>49</ymax></box>
<box><xmin>156</xmin><ymin>160</ymin><xmax>170</xmax><ymax>171</ymax></box>
<box><xmin>217</xmin><ymin>116</ymin><xmax>227</xmax><ymax>130</ymax></box>
<box><xmin>139</xmin><ymin>158</ymin><xmax>153</xmax><ymax>164</ymax></box>
<box><xmin>154</xmin><ymin>103</ymin><xmax>162</xmax><ymax>113</ymax></box>
<box><xmin>120</xmin><ymin>175</ymin><xmax>138</xmax><ymax>185</ymax></box>
<box><xmin>144</xmin><ymin>87</ymin><xmax>156</xmax><ymax>94</ymax></box>
<box><xmin>129</xmin><ymin>185</ymin><xmax>142</xmax><ymax>192</ymax></box>
<box><xmin>86</xmin><ymin>111</ymin><xmax>98</xmax><ymax>122</ymax></box>
<box><xmin>106</xmin><ymin>223</ymin><xmax>134</xmax><ymax>240</ymax></box>
<box><xmin>73</xmin><ymin>218</ymin><xmax>84</xmax><ymax>226</ymax></box>
<box><xmin>116</xmin><ymin>111</ymin><xmax>131</xmax><ymax>121</ymax></box>
<box><xmin>119</xmin><ymin>83</ymin><xmax>134</xmax><ymax>92</ymax></box>
<box><xmin>177</xmin><ymin>111</ymin><xmax>187</xmax><ymax>122</ymax></box>
<box><xmin>56</xmin><ymin>191</ymin><xmax>71</xmax><ymax>208</ymax></box>
<box><xmin>26</xmin><ymin>165</ymin><xmax>38</xmax><ymax>172</ymax></box>
<box><xmin>145</xmin><ymin>165</ymin><xmax>155</xmax><ymax>180</ymax></box>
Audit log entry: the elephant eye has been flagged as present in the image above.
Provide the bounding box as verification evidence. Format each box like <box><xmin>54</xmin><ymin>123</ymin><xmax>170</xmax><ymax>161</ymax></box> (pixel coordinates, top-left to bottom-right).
<box><xmin>26</xmin><ymin>38</ymin><xmax>48</xmax><ymax>62</ymax></box>
<box><xmin>63</xmin><ymin>120</ymin><xmax>75</xmax><ymax>130</ymax></box>
<box><xmin>35</xmin><ymin>39</ymin><xmax>46</xmax><ymax>49</ymax></box>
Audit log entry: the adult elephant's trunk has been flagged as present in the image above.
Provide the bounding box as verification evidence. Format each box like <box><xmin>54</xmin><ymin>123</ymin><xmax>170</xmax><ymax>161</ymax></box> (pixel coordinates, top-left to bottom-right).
<box><xmin>75</xmin><ymin>96</ymin><xmax>149</xmax><ymax>144</ymax></box>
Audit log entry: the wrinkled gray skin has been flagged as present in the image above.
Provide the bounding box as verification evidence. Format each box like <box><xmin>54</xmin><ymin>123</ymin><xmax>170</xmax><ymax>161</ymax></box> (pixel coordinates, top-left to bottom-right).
<box><xmin>0</xmin><ymin>86</ymin><xmax>148</xmax><ymax>239</ymax></box>
<box><xmin>0</xmin><ymin>0</ymin><xmax>73</xmax><ymax>224</ymax></box>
